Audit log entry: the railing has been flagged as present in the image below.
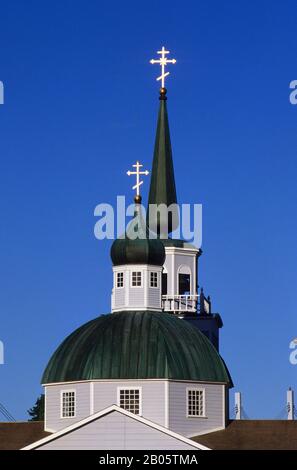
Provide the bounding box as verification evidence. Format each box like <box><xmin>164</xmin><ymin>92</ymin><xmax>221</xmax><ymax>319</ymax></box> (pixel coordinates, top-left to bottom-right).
<box><xmin>162</xmin><ymin>295</ymin><xmax>199</xmax><ymax>313</ymax></box>
<box><xmin>162</xmin><ymin>292</ymin><xmax>212</xmax><ymax>314</ymax></box>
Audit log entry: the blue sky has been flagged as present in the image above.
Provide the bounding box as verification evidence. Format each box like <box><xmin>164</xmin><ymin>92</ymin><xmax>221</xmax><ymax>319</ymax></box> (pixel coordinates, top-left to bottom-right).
<box><xmin>0</xmin><ymin>0</ymin><xmax>297</xmax><ymax>420</ymax></box>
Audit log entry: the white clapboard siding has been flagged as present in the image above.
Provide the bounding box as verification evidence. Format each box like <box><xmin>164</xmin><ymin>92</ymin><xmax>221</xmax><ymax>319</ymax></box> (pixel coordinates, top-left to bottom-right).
<box><xmin>114</xmin><ymin>288</ymin><xmax>125</xmax><ymax>307</ymax></box>
<box><xmin>148</xmin><ymin>287</ymin><xmax>161</xmax><ymax>306</ymax></box>
<box><xmin>168</xmin><ymin>382</ymin><xmax>225</xmax><ymax>436</ymax></box>
<box><xmin>45</xmin><ymin>382</ymin><xmax>90</xmax><ymax>432</ymax></box>
<box><xmin>128</xmin><ymin>285</ymin><xmax>145</xmax><ymax>306</ymax></box>
<box><xmin>112</xmin><ymin>265</ymin><xmax>163</xmax><ymax>311</ymax></box>
<box><xmin>45</xmin><ymin>380</ymin><xmax>226</xmax><ymax>437</ymax></box>
<box><xmin>38</xmin><ymin>411</ymin><xmax>199</xmax><ymax>450</ymax></box>
<box><xmin>45</xmin><ymin>380</ymin><xmax>166</xmax><ymax>432</ymax></box>
<box><xmin>93</xmin><ymin>381</ymin><xmax>166</xmax><ymax>426</ymax></box>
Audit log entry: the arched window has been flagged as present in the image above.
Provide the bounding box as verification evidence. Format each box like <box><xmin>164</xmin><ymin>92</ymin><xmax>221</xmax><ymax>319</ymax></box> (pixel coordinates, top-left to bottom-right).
<box><xmin>178</xmin><ymin>266</ymin><xmax>191</xmax><ymax>295</ymax></box>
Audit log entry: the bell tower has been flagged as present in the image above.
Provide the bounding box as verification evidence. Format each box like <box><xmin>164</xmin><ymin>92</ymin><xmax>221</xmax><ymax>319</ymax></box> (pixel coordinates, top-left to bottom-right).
<box><xmin>147</xmin><ymin>47</ymin><xmax>223</xmax><ymax>350</ymax></box>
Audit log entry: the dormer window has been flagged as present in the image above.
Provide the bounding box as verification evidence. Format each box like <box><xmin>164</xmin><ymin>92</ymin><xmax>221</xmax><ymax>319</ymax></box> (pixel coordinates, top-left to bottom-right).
<box><xmin>150</xmin><ymin>272</ymin><xmax>158</xmax><ymax>288</ymax></box>
<box><xmin>116</xmin><ymin>272</ymin><xmax>124</xmax><ymax>288</ymax></box>
<box><xmin>131</xmin><ymin>271</ymin><xmax>142</xmax><ymax>287</ymax></box>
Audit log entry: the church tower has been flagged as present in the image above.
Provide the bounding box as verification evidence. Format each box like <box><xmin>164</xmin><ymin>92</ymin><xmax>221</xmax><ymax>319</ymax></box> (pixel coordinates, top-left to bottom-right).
<box><xmin>147</xmin><ymin>58</ymin><xmax>223</xmax><ymax>351</ymax></box>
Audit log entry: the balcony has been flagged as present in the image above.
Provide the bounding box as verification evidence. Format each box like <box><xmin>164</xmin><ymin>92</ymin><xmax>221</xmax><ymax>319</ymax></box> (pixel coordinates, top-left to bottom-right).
<box><xmin>162</xmin><ymin>291</ymin><xmax>211</xmax><ymax>315</ymax></box>
<box><xmin>162</xmin><ymin>295</ymin><xmax>199</xmax><ymax>313</ymax></box>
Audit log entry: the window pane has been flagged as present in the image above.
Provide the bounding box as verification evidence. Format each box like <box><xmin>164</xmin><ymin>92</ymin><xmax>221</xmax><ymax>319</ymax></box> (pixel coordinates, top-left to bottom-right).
<box><xmin>116</xmin><ymin>272</ymin><xmax>124</xmax><ymax>288</ymax></box>
<box><xmin>132</xmin><ymin>272</ymin><xmax>142</xmax><ymax>287</ymax></box>
<box><xmin>119</xmin><ymin>389</ymin><xmax>140</xmax><ymax>415</ymax></box>
<box><xmin>150</xmin><ymin>272</ymin><xmax>158</xmax><ymax>287</ymax></box>
<box><xmin>187</xmin><ymin>389</ymin><xmax>204</xmax><ymax>417</ymax></box>
<box><xmin>62</xmin><ymin>391</ymin><xmax>75</xmax><ymax>418</ymax></box>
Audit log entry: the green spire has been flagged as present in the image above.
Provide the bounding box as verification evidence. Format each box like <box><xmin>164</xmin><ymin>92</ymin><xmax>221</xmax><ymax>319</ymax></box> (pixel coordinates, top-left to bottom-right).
<box><xmin>147</xmin><ymin>88</ymin><xmax>178</xmax><ymax>235</ymax></box>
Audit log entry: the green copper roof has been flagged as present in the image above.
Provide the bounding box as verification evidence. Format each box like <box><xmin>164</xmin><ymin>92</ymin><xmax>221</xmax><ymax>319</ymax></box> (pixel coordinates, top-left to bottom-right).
<box><xmin>42</xmin><ymin>311</ymin><xmax>232</xmax><ymax>385</ymax></box>
<box><xmin>147</xmin><ymin>91</ymin><xmax>178</xmax><ymax>235</ymax></box>
<box><xmin>110</xmin><ymin>203</ymin><xmax>165</xmax><ymax>266</ymax></box>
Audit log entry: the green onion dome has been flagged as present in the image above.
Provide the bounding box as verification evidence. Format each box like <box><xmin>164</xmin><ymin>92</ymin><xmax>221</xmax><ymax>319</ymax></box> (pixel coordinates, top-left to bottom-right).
<box><xmin>111</xmin><ymin>203</ymin><xmax>165</xmax><ymax>267</ymax></box>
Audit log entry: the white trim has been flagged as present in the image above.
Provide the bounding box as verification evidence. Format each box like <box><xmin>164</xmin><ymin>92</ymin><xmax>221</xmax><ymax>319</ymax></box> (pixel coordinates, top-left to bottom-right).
<box><xmin>164</xmin><ymin>380</ymin><xmax>169</xmax><ymax>428</ymax></box>
<box><xmin>44</xmin><ymin>387</ymin><xmax>47</xmax><ymax>431</ymax></box>
<box><xmin>117</xmin><ymin>386</ymin><xmax>142</xmax><ymax>416</ymax></box>
<box><xmin>43</xmin><ymin>378</ymin><xmax>229</xmax><ymax>387</ymax></box>
<box><xmin>111</xmin><ymin>306</ymin><xmax>162</xmax><ymax>312</ymax></box>
<box><xmin>113</xmin><ymin>264</ymin><xmax>163</xmax><ymax>271</ymax></box>
<box><xmin>90</xmin><ymin>382</ymin><xmax>94</xmax><ymax>415</ymax></box>
<box><xmin>44</xmin><ymin>426</ymin><xmax>56</xmax><ymax>434</ymax></box>
<box><xmin>124</xmin><ymin>269</ymin><xmax>129</xmax><ymax>307</ymax></box>
<box><xmin>143</xmin><ymin>269</ymin><xmax>148</xmax><ymax>307</ymax></box>
<box><xmin>21</xmin><ymin>405</ymin><xmax>210</xmax><ymax>450</ymax></box>
<box><xmin>177</xmin><ymin>265</ymin><xmax>192</xmax><ymax>275</ymax></box>
<box><xmin>60</xmin><ymin>389</ymin><xmax>76</xmax><ymax>419</ymax></box>
<box><xmin>164</xmin><ymin>247</ymin><xmax>200</xmax><ymax>255</ymax></box>
<box><xmin>186</xmin><ymin>387</ymin><xmax>206</xmax><ymax>418</ymax></box>
<box><xmin>193</xmin><ymin>255</ymin><xmax>197</xmax><ymax>297</ymax></box>
<box><xmin>172</xmin><ymin>251</ymin><xmax>175</xmax><ymax>294</ymax></box>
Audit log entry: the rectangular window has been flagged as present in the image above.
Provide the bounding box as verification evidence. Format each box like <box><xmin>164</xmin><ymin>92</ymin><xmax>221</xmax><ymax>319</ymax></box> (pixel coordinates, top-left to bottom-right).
<box><xmin>61</xmin><ymin>391</ymin><xmax>76</xmax><ymax>418</ymax></box>
<box><xmin>116</xmin><ymin>272</ymin><xmax>124</xmax><ymax>288</ymax></box>
<box><xmin>132</xmin><ymin>271</ymin><xmax>142</xmax><ymax>287</ymax></box>
<box><xmin>118</xmin><ymin>388</ymin><xmax>141</xmax><ymax>415</ymax></box>
<box><xmin>150</xmin><ymin>272</ymin><xmax>158</xmax><ymax>288</ymax></box>
<box><xmin>187</xmin><ymin>389</ymin><xmax>205</xmax><ymax>417</ymax></box>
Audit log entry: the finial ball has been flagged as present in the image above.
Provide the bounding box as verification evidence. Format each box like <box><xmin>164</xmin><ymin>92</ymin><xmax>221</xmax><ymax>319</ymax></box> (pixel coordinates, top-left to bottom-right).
<box><xmin>134</xmin><ymin>194</ymin><xmax>142</xmax><ymax>204</ymax></box>
<box><xmin>160</xmin><ymin>87</ymin><xmax>167</xmax><ymax>95</ymax></box>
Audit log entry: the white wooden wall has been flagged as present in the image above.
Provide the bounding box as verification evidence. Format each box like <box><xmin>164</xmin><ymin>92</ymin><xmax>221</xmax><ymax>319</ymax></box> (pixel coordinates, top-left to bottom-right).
<box><xmin>45</xmin><ymin>380</ymin><xmax>227</xmax><ymax>436</ymax></box>
<box><xmin>45</xmin><ymin>382</ymin><xmax>90</xmax><ymax>432</ymax></box>
<box><xmin>163</xmin><ymin>247</ymin><xmax>198</xmax><ymax>297</ymax></box>
<box><xmin>45</xmin><ymin>380</ymin><xmax>166</xmax><ymax>432</ymax></box>
<box><xmin>112</xmin><ymin>265</ymin><xmax>162</xmax><ymax>311</ymax></box>
<box><xmin>168</xmin><ymin>382</ymin><xmax>226</xmax><ymax>437</ymax></box>
<box><xmin>38</xmin><ymin>410</ymin><xmax>199</xmax><ymax>450</ymax></box>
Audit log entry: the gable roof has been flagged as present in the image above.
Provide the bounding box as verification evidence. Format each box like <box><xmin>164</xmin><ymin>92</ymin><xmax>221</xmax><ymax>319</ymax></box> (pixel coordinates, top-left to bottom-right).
<box><xmin>21</xmin><ymin>405</ymin><xmax>210</xmax><ymax>450</ymax></box>
<box><xmin>193</xmin><ymin>420</ymin><xmax>297</xmax><ymax>450</ymax></box>
<box><xmin>0</xmin><ymin>421</ymin><xmax>50</xmax><ymax>450</ymax></box>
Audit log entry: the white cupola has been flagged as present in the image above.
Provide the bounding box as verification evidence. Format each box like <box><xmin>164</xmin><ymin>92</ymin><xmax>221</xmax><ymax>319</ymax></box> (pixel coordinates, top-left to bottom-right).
<box><xmin>110</xmin><ymin>195</ymin><xmax>165</xmax><ymax>312</ymax></box>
